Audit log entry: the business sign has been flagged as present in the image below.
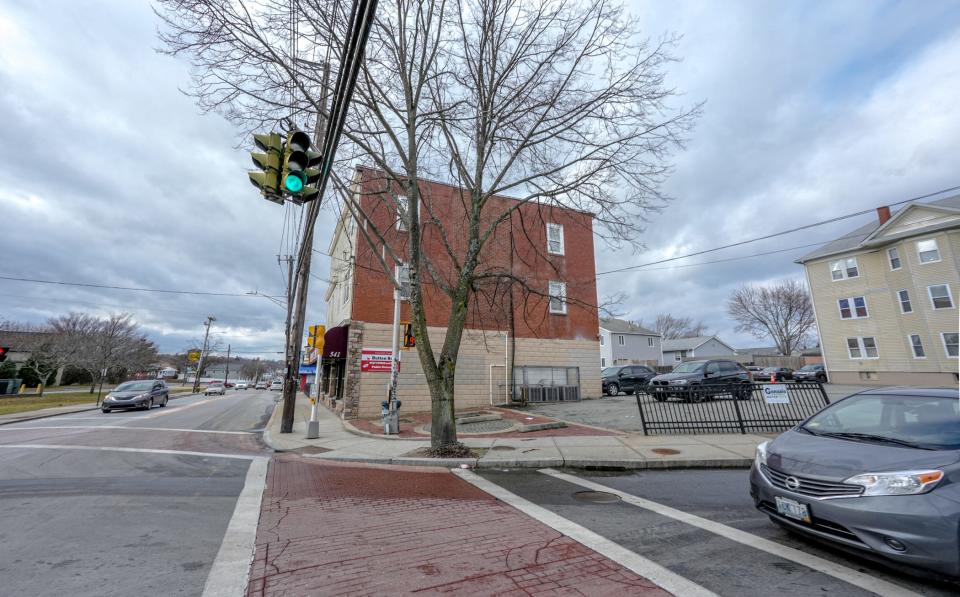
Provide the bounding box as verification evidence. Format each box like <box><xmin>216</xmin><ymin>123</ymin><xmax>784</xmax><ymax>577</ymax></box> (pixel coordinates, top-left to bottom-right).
<box><xmin>187</xmin><ymin>350</ymin><xmax>201</xmax><ymax>363</ymax></box>
<box><xmin>360</xmin><ymin>348</ymin><xmax>399</xmax><ymax>373</ymax></box>
<box><xmin>762</xmin><ymin>384</ymin><xmax>789</xmax><ymax>404</ymax></box>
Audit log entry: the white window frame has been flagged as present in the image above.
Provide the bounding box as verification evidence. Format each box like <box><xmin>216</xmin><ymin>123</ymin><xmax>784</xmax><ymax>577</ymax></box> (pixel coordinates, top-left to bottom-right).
<box><xmin>617</xmin><ymin>335</ymin><xmax>625</xmax><ymax>346</ymax></box>
<box><xmin>674</xmin><ymin>352</ymin><xmax>682</xmax><ymax>362</ymax></box>
<box><xmin>916</xmin><ymin>238</ymin><xmax>941</xmax><ymax>264</ymax></box>
<box><xmin>908</xmin><ymin>334</ymin><xmax>925</xmax><ymax>359</ymax></box>
<box><xmin>396</xmin><ymin>195</ymin><xmax>409</xmax><ymax>231</ymax></box>
<box><xmin>941</xmin><ymin>332</ymin><xmax>959</xmax><ymax>358</ymax></box>
<box><xmin>341</xmin><ymin>267</ymin><xmax>351</xmax><ymax>305</ymax></box>
<box><xmin>897</xmin><ymin>289</ymin><xmax>913</xmax><ymax>314</ymax></box>
<box><xmin>546</xmin><ymin>223</ymin><xmax>565</xmax><ymax>256</ymax></box>
<box><xmin>599</xmin><ymin>335</ymin><xmax>604</xmax><ymax>346</ymax></box>
<box><xmin>846</xmin><ymin>337</ymin><xmax>879</xmax><ymax>360</ymax></box>
<box><xmin>648</xmin><ymin>337</ymin><xmax>654</xmax><ymax>347</ymax></box>
<box><xmin>829</xmin><ymin>257</ymin><xmax>859</xmax><ymax>281</ymax></box>
<box><xmin>837</xmin><ymin>296</ymin><xmax>869</xmax><ymax>320</ymax></box>
<box><xmin>601</xmin><ymin>357</ymin><xmax>606</xmax><ymax>367</ymax></box>
<box><xmin>887</xmin><ymin>247</ymin><xmax>901</xmax><ymax>271</ymax></box>
<box><xmin>548</xmin><ymin>281</ymin><xmax>567</xmax><ymax>314</ymax></box>
<box><xmin>927</xmin><ymin>284</ymin><xmax>954</xmax><ymax>310</ymax></box>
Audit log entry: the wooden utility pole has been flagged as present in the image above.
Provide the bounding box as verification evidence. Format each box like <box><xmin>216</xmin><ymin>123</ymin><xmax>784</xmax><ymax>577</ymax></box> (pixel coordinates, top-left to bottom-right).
<box><xmin>223</xmin><ymin>344</ymin><xmax>231</xmax><ymax>385</ymax></box>
<box><xmin>192</xmin><ymin>316</ymin><xmax>215</xmax><ymax>393</ymax></box>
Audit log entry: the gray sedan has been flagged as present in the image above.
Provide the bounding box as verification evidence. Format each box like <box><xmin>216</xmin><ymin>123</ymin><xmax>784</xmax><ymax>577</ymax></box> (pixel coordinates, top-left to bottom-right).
<box><xmin>750</xmin><ymin>387</ymin><xmax>959</xmax><ymax>579</ymax></box>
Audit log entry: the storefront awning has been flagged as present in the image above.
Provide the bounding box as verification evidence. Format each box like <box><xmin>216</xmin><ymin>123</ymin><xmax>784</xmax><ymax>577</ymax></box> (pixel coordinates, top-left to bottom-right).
<box><xmin>321</xmin><ymin>325</ymin><xmax>349</xmax><ymax>360</ymax></box>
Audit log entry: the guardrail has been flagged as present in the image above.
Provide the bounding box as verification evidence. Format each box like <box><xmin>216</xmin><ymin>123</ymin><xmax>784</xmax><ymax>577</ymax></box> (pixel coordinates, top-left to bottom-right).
<box><xmin>635</xmin><ymin>381</ymin><xmax>830</xmax><ymax>435</ymax></box>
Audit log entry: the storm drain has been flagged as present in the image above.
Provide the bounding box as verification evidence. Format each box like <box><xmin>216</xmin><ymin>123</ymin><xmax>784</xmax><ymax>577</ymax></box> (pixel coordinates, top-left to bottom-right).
<box><xmin>572</xmin><ymin>490</ymin><xmax>621</xmax><ymax>504</ymax></box>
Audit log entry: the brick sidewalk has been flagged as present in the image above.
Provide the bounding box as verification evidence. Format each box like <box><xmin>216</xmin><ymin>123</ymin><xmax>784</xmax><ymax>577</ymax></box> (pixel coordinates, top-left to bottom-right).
<box><xmin>247</xmin><ymin>456</ymin><xmax>669</xmax><ymax>596</ymax></box>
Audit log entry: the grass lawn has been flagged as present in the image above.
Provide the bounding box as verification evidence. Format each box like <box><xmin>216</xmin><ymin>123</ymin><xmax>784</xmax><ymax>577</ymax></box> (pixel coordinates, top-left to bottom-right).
<box><xmin>0</xmin><ymin>386</ymin><xmax>197</xmax><ymax>416</ymax></box>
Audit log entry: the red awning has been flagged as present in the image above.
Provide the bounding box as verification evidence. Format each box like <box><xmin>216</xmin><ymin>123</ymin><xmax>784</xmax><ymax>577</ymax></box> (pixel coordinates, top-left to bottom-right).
<box><xmin>321</xmin><ymin>325</ymin><xmax>349</xmax><ymax>360</ymax></box>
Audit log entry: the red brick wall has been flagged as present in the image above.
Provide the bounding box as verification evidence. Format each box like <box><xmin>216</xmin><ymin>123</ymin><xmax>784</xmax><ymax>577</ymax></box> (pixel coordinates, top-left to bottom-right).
<box><xmin>349</xmin><ymin>169</ymin><xmax>599</xmax><ymax>341</ymax></box>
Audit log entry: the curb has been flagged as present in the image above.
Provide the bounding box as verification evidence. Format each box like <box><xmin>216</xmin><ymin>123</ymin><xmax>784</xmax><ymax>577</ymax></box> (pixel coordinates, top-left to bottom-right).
<box><xmin>0</xmin><ymin>390</ymin><xmax>200</xmax><ymax>427</ymax></box>
<box><xmin>307</xmin><ymin>452</ymin><xmax>753</xmax><ymax>470</ymax></box>
<box><xmin>260</xmin><ymin>399</ymin><xmax>282</xmax><ymax>451</ymax></box>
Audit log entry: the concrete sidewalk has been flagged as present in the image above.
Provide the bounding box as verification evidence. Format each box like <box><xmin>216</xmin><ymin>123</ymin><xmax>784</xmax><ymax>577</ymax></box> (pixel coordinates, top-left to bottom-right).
<box><xmin>264</xmin><ymin>396</ymin><xmax>765</xmax><ymax>469</ymax></box>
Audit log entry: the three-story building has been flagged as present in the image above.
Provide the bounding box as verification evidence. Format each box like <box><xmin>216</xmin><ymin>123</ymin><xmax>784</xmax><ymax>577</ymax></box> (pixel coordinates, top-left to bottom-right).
<box><xmin>797</xmin><ymin>196</ymin><xmax>960</xmax><ymax>385</ymax></box>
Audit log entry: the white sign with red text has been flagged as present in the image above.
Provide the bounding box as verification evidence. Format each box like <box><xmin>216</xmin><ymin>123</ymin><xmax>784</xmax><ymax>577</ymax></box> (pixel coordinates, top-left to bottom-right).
<box><xmin>360</xmin><ymin>348</ymin><xmax>400</xmax><ymax>373</ymax></box>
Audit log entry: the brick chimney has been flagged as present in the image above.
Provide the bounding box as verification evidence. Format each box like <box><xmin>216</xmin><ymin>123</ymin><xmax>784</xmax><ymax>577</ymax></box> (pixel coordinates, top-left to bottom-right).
<box><xmin>876</xmin><ymin>205</ymin><xmax>891</xmax><ymax>225</ymax></box>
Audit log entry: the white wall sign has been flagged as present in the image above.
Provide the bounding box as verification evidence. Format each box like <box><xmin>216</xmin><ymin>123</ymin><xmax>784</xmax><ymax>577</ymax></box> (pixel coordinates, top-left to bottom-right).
<box><xmin>762</xmin><ymin>384</ymin><xmax>789</xmax><ymax>404</ymax></box>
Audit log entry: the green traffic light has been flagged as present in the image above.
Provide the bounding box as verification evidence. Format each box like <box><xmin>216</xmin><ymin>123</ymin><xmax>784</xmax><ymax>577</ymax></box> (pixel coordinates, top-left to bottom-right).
<box><xmin>285</xmin><ymin>173</ymin><xmax>305</xmax><ymax>193</ymax></box>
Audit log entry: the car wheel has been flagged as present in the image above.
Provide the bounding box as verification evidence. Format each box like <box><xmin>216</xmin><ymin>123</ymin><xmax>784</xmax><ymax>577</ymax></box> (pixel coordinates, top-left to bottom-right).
<box><xmin>143</xmin><ymin>399</ymin><xmax>152</xmax><ymax>410</ymax></box>
<box><xmin>736</xmin><ymin>384</ymin><xmax>752</xmax><ymax>400</ymax></box>
<box><xmin>606</xmin><ymin>383</ymin><xmax>619</xmax><ymax>397</ymax></box>
<box><xmin>689</xmin><ymin>387</ymin><xmax>707</xmax><ymax>403</ymax></box>
<box><xmin>101</xmin><ymin>408</ymin><xmax>110</xmax><ymax>414</ymax></box>
<box><xmin>160</xmin><ymin>395</ymin><xmax>168</xmax><ymax>407</ymax></box>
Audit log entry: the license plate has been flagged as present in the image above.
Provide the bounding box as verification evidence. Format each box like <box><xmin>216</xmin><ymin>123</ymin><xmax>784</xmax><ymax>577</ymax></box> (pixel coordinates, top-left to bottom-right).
<box><xmin>775</xmin><ymin>496</ymin><xmax>811</xmax><ymax>523</ymax></box>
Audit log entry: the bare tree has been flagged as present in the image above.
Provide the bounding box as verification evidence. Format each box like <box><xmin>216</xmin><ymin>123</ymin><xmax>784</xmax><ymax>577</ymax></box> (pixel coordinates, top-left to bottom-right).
<box><xmin>156</xmin><ymin>0</ymin><xmax>698</xmax><ymax>449</ymax></box>
<box><xmin>74</xmin><ymin>314</ymin><xmax>153</xmax><ymax>391</ymax></box>
<box><xmin>647</xmin><ymin>314</ymin><xmax>708</xmax><ymax>339</ymax></box>
<box><xmin>727</xmin><ymin>279</ymin><xmax>816</xmax><ymax>356</ymax></box>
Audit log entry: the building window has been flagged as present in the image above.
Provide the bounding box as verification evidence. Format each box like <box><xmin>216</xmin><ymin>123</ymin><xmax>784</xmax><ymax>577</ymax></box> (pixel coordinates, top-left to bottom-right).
<box><xmin>897</xmin><ymin>289</ymin><xmax>912</xmax><ymax>313</ymax></box>
<box><xmin>838</xmin><ymin>296</ymin><xmax>868</xmax><ymax>319</ymax></box>
<box><xmin>942</xmin><ymin>332</ymin><xmax>959</xmax><ymax>358</ymax></box>
<box><xmin>546</xmin><ymin>223</ymin><xmax>565</xmax><ymax>255</ymax></box>
<box><xmin>341</xmin><ymin>268</ymin><xmax>350</xmax><ymax>305</ymax></box>
<box><xmin>648</xmin><ymin>337</ymin><xmax>654</xmax><ymax>347</ymax></box>
<box><xmin>887</xmin><ymin>247</ymin><xmax>901</xmax><ymax>270</ymax></box>
<box><xmin>674</xmin><ymin>352</ymin><xmax>682</xmax><ymax>362</ymax></box>
<box><xmin>916</xmin><ymin>239</ymin><xmax>941</xmax><ymax>263</ymax></box>
<box><xmin>396</xmin><ymin>195</ymin><xmax>409</xmax><ymax>231</ymax></box>
<box><xmin>601</xmin><ymin>357</ymin><xmax>606</xmax><ymax>367</ymax></box>
<box><xmin>548</xmin><ymin>281</ymin><xmax>567</xmax><ymax>314</ymax></box>
<box><xmin>396</xmin><ymin>262</ymin><xmax>411</xmax><ymax>300</ymax></box>
<box><xmin>599</xmin><ymin>335</ymin><xmax>604</xmax><ymax>346</ymax></box>
<box><xmin>617</xmin><ymin>335</ymin><xmax>625</xmax><ymax>346</ymax></box>
<box><xmin>847</xmin><ymin>337</ymin><xmax>878</xmax><ymax>359</ymax></box>
<box><xmin>928</xmin><ymin>284</ymin><xmax>954</xmax><ymax>310</ymax></box>
<box><xmin>829</xmin><ymin>257</ymin><xmax>859</xmax><ymax>281</ymax></box>
<box><xmin>908</xmin><ymin>334</ymin><xmax>925</xmax><ymax>358</ymax></box>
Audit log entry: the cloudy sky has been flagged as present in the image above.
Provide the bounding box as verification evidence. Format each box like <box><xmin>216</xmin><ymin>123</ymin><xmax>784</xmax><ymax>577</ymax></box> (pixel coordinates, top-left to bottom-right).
<box><xmin>1</xmin><ymin>0</ymin><xmax>959</xmax><ymax>357</ymax></box>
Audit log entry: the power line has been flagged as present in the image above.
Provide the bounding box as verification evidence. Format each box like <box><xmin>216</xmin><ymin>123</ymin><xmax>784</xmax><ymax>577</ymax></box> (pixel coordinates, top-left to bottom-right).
<box><xmin>595</xmin><ymin>184</ymin><xmax>960</xmax><ymax>276</ymax></box>
<box><xmin>0</xmin><ymin>274</ymin><xmax>284</xmax><ymax>297</ymax></box>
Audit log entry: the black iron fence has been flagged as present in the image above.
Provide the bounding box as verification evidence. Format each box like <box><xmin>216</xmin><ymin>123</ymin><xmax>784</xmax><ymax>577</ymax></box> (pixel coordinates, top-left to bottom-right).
<box><xmin>635</xmin><ymin>381</ymin><xmax>831</xmax><ymax>435</ymax></box>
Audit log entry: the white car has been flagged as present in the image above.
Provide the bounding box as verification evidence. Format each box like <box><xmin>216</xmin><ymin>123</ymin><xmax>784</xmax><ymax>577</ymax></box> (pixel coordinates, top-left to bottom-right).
<box><xmin>235</xmin><ymin>382</ymin><xmax>249</xmax><ymax>390</ymax></box>
<box><xmin>270</xmin><ymin>380</ymin><xmax>283</xmax><ymax>391</ymax></box>
<box><xmin>204</xmin><ymin>383</ymin><xmax>226</xmax><ymax>396</ymax></box>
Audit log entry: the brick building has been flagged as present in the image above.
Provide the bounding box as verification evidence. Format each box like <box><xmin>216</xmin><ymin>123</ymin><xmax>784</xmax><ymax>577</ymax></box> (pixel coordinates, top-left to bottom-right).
<box><xmin>320</xmin><ymin>167</ymin><xmax>601</xmax><ymax>418</ymax></box>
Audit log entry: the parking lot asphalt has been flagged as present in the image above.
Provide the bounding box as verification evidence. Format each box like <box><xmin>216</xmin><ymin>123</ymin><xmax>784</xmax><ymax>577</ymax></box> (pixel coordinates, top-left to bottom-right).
<box><xmin>527</xmin><ymin>384</ymin><xmax>882</xmax><ymax>433</ymax></box>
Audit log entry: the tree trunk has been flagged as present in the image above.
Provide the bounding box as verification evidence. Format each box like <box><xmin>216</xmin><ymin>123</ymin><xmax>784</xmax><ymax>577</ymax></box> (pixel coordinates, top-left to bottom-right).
<box><xmin>429</xmin><ymin>360</ymin><xmax>458</xmax><ymax>447</ymax></box>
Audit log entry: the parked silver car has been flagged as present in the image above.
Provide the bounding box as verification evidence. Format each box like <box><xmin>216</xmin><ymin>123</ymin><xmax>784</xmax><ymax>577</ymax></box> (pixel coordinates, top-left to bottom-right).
<box><xmin>750</xmin><ymin>387</ymin><xmax>960</xmax><ymax>578</ymax></box>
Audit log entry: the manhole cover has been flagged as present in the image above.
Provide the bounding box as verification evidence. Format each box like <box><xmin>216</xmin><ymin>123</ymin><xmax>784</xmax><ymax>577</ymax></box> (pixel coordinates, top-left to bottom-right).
<box><xmin>424</xmin><ymin>419</ymin><xmax>515</xmax><ymax>434</ymax></box>
<box><xmin>573</xmin><ymin>491</ymin><xmax>621</xmax><ymax>504</ymax></box>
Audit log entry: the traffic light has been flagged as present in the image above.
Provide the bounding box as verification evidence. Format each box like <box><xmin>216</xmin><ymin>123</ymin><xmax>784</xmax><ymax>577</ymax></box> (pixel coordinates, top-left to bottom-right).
<box><xmin>0</xmin><ymin>346</ymin><xmax>8</xmax><ymax>362</ymax></box>
<box><xmin>282</xmin><ymin>131</ymin><xmax>322</xmax><ymax>203</ymax></box>
<box><xmin>249</xmin><ymin>133</ymin><xmax>284</xmax><ymax>205</ymax></box>
<box><xmin>402</xmin><ymin>322</ymin><xmax>415</xmax><ymax>349</ymax></box>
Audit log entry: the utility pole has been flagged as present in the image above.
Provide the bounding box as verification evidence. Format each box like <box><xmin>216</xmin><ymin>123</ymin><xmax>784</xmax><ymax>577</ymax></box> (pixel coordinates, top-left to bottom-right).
<box><xmin>280</xmin><ymin>61</ymin><xmax>331</xmax><ymax>434</ymax></box>
<box><xmin>224</xmin><ymin>344</ymin><xmax>231</xmax><ymax>385</ymax></box>
<box><xmin>192</xmin><ymin>316</ymin><xmax>216</xmax><ymax>393</ymax></box>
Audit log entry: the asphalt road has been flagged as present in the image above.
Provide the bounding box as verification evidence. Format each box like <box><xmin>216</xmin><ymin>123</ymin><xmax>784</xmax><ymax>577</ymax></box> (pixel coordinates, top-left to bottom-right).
<box><xmin>0</xmin><ymin>389</ymin><xmax>277</xmax><ymax>597</ymax></box>
<box><xmin>478</xmin><ymin>467</ymin><xmax>958</xmax><ymax>597</ymax></box>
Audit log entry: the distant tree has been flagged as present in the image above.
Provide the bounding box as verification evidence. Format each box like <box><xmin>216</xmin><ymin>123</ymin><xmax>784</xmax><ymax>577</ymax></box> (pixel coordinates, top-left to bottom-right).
<box><xmin>0</xmin><ymin>360</ymin><xmax>17</xmax><ymax>379</ymax></box>
<box><xmin>727</xmin><ymin>279</ymin><xmax>816</xmax><ymax>356</ymax></box>
<box><xmin>649</xmin><ymin>314</ymin><xmax>708</xmax><ymax>339</ymax></box>
<box><xmin>73</xmin><ymin>313</ymin><xmax>155</xmax><ymax>392</ymax></box>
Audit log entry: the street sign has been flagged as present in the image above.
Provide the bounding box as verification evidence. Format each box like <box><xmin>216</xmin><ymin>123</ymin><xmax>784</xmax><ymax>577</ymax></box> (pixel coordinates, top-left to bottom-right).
<box><xmin>187</xmin><ymin>350</ymin><xmax>201</xmax><ymax>362</ymax></box>
<box><xmin>762</xmin><ymin>384</ymin><xmax>790</xmax><ymax>404</ymax></box>
<box><xmin>360</xmin><ymin>348</ymin><xmax>399</xmax><ymax>373</ymax></box>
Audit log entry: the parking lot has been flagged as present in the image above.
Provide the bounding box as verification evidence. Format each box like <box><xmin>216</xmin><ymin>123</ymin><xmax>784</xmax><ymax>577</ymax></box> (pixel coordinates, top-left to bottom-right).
<box><xmin>526</xmin><ymin>384</ymin><xmax>881</xmax><ymax>434</ymax></box>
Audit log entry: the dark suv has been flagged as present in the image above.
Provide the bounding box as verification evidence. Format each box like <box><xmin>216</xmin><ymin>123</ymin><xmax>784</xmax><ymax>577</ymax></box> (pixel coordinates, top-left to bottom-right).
<box><xmin>602</xmin><ymin>365</ymin><xmax>657</xmax><ymax>396</ymax></box>
<box><xmin>648</xmin><ymin>359</ymin><xmax>752</xmax><ymax>402</ymax></box>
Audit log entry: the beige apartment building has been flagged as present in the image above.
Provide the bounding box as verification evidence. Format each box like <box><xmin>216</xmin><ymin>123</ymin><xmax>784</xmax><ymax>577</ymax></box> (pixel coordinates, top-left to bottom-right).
<box><xmin>797</xmin><ymin>196</ymin><xmax>959</xmax><ymax>386</ymax></box>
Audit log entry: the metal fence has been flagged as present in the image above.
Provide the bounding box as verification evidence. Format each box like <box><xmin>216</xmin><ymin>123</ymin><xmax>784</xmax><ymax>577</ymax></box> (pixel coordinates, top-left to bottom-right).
<box><xmin>510</xmin><ymin>366</ymin><xmax>581</xmax><ymax>404</ymax></box>
<box><xmin>635</xmin><ymin>381</ymin><xmax>831</xmax><ymax>435</ymax></box>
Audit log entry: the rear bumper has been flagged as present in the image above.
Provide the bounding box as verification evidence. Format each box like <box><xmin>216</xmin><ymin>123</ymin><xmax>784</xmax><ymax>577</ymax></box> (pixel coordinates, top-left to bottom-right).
<box><xmin>750</xmin><ymin>464</ymin><xmax>960</xmax><ymax>578</ymax></box>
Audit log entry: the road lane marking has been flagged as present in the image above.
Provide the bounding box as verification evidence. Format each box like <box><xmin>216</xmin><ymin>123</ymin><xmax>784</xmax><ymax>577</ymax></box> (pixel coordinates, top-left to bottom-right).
<box><xmin>0</xmin><ymin>426</ymin><xmax>257</xmax><ymax>435</ymax></box>
<box><xmin>0</xmin><ymin>444</ymin><xmax>260</xmax><ymax>460</ymax></box>
<box><xmin>202</xmin><ymin>456</ymin><xmax>269</xmax><ymax>597</ymax></box>
<box><xmin>453</xmin><ymin>468</ymin><xmax>718</xmax><ymax>597</ymax></box>
<box><xmin>540</xmin><ymin>469</ymin><xmax>922</xmax><ymax>597</ymax></box>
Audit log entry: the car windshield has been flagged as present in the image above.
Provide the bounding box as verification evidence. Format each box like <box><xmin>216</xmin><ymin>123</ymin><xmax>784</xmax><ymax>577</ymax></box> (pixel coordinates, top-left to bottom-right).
<box><xmin>799</xmin><ymin>365</ymin><xmax>820</xmax><ymax>371</ymax></box>
<box><xmin>115</xmin><ymin>381</ymin><xmax>154</xmax><ymax>391</ymax></box>
<box><xmin>601</xmin><ymin>367</ymin><xmax>622</xmax><ymax>377</ymax></box>
<box><xmin>208</xmin><ymin>382</ymin><xmax>223</xmax><ymax>386</ymax></box>
<box><xmin>672</xmin><ymin>362</ymin><xmax>705</xmax><ymax>373</ymax></box>
<box><xmin>802</xmin><ymin>393</ymin><xmax>960</xmax><ymax>450</ymax></box>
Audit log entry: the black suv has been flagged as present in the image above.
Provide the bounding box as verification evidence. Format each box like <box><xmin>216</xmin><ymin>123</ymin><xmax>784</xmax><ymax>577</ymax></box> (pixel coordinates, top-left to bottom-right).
<box><xmin>648</xmin><ymin>359</ymin><xmax>752</xmax><ymax>402</ymax></box>
<box><xmin>602</xmin><ymin>365</ymin><xmax>657</xmax><ymax>396</ymax></box>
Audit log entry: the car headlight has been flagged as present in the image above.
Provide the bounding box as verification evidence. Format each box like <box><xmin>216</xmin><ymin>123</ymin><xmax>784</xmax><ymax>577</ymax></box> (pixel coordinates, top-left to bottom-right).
<box><xmin>845</xmin><ymin>470</ymin><xmax>944</xmax><ymax>496</ymax></box>
<box><xmin>669</xmin><ymin>379</ymin><xmax>688</xmax><ymax>385</ymax></box>
<box><xmin>755</xmin><ymin>440</ymin><xmax>770</xmax><ymax>468</ymax></box>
